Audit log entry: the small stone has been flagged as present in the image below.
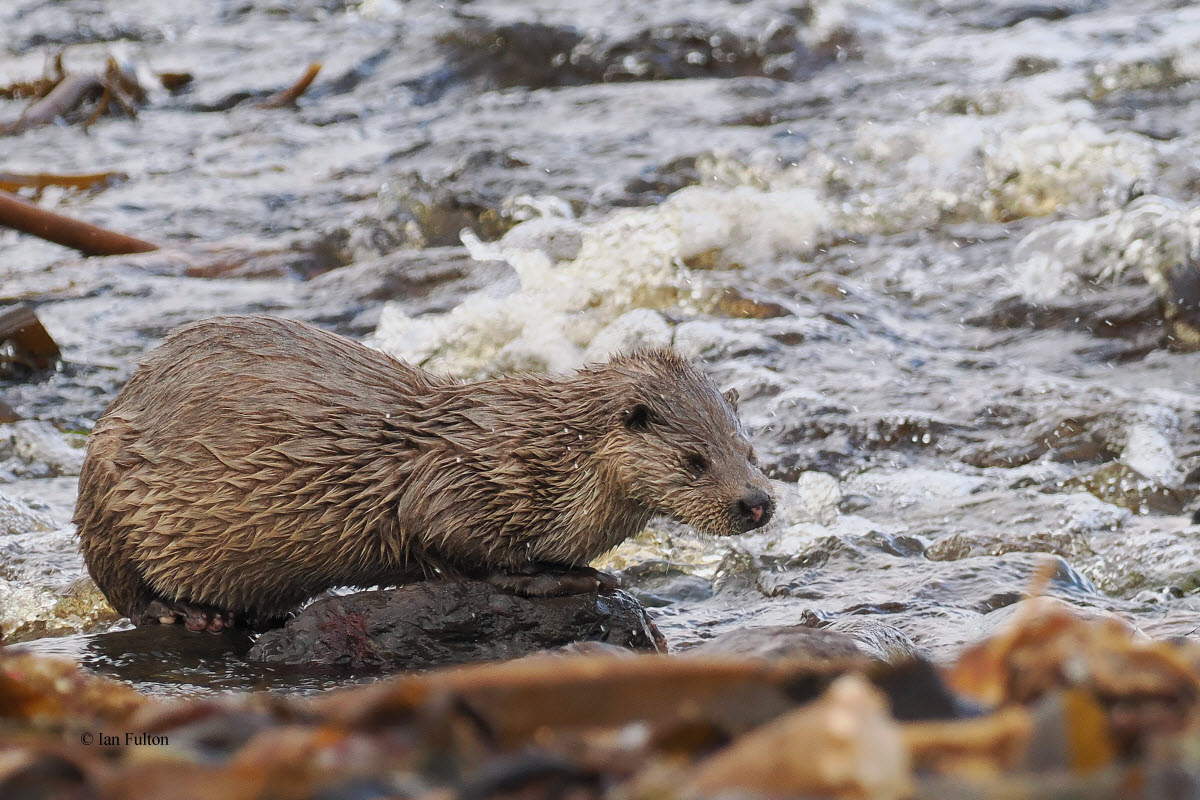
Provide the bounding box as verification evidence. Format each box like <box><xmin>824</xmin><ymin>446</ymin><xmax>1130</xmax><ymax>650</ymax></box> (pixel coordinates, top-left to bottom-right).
<box><xmin>797</xmin><ymin>471</ymin><xmax>841</xmax><ymax>525</ymax></box>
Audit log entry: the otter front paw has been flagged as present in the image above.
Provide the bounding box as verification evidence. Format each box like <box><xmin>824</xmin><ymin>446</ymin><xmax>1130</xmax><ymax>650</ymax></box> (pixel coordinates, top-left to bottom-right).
<box><xmin>134</xmin><ymin>597</ymin><xmax>236</xmax><ymax>633</ymax></box>
<box><xmin>487</xmin><ymin>566</ymin><xmax>620</xmax><ymax>597</ymax></box>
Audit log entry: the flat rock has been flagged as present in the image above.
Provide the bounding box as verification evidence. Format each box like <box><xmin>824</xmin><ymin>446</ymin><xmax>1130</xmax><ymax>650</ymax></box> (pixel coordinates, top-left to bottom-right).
<box><xmin>689</xmin><ymin>624</ymin><xmax>867</xmax><ymax>662</ymax></box>
<box><xmin>248</xmin><ymin>580</ymin><xmax>666</xmax><ymax>669</ymax></box>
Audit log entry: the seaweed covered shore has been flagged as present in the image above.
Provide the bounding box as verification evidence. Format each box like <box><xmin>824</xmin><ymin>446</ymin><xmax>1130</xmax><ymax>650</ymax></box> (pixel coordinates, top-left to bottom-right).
<box><xmin>6</xmin><ymin>598</ymin><xmax>1200</xmax><ymax>798</ymax></box>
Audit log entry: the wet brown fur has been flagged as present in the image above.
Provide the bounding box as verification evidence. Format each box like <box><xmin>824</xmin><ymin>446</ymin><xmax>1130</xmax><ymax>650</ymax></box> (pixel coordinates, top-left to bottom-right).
<box><xmin>74</xmin><ymin>315</ymin><xmax>772</xmax><ymax>625</ymax></box>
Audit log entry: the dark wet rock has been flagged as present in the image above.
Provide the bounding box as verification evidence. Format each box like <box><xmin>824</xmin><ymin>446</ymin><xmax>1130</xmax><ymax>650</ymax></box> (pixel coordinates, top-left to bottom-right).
<box><xmin>838</xmin><ymin>493</ymin><xmax>873</xmax><ymax>513</ymax></box>
<box><xmin>762</xmin><ymin>407</ymin><xmax>962</xmax><ymax>477</ymax></box>
<box><xmin>434</xmin><ymin>15</ymin><xmax>832</xmax><ymax>94</ymax></box>
<box><xmin>965</xmin><ymin>285</ymin><xmax>1164</xmax><ymax>342</ymax></box>
<box><xmin>303</xmin><ymin>247</ymin><xmax>514</xmax><ymax>331</ymax></box>
<box><xmin>1152</xmin><ymin>253</ymin><xmax>1200</xmax><ymax>351</ymax></box>
<box><xmin>231</xmin><ymin>0</ymin><xmax>362</xmax><ymax>23</ymax></box>
<box><xmin>186</xmin><ymin>88</ymin><xmax>257</xmax><ymax>113</ymax></box>
<box><xmin>373</xmin><ymin>173</ymin><xmax>518</xmax><ymax>249</ymax></box>
<box><xmin>0</xmin><ymin>304</ymin><xmax>60</xmax><ymax>380</ymax></box>
<box><xmin>15</xmin><ymin>621</ymin><xmax>371</xmax><ymax>694</ymax></box>
<box><xmin>957</xmin><ymin>407</ymin><xmax>1123</xmax><ymax>469</ymax></box>
<box><xmin>934</xmin><ymin>91</ymin><xmax>1008</xmax><ymax>117</ymax></box>
<box><xmin>1055</xmin><ymin>462</ymin><xmax>1193</xmax><ymax>515</ymax></box>
<box><xmin>433</xmin><ymin>21</ymin><xmax>588</xmax><ymax>92</ymax></box>
<box><xmin>617</xmin><ymin>560</ymin><xmax>712</xmax><ymax>608</ymax></box>
<box><xmin>248</xmin><ymin>581</ymin><xmax>665</xmax><ymax>669</ymax></box>
<box><xmin>586</xmin><ymin>21</ymin><xmax>822</xmax><ymax>83</ymax></box>
<box><xmin>313</xmin><ymin>46</ymin><xmax>394</xmax><ymax>99</ymax></box>
<box><xmin>346</xmin><ymin>155</ymin><xmax>541</xmax><ymax>255</ymax></box>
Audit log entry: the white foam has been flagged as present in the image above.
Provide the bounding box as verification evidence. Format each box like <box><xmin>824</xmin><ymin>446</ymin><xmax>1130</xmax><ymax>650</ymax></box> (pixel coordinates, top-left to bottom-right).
<box><xmin>374</xmin><ymin>185</ymin><xmax>829</xmax><ymax>377</ymax></box>
<box><xmin>1011</xmin><ymin>195</ymin><xmax>1200</xmax><ymax>300</ymax></box>
<box><xmin>777</xmin><ymin>117</ymin><xmax>1161</xmax><ymax>235</ymax></box>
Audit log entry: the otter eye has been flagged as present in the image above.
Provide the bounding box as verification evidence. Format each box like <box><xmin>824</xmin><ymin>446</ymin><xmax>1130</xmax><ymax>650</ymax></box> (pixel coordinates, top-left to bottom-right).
<box><xmin>625</xmin><ymin>404</ymin><xmax>653</xmax><ymax>432</ymax></box>
<box><xmin>686</xmin><ymin>454</ymin><xmax>709</xmax><ymax>479</ymax></box>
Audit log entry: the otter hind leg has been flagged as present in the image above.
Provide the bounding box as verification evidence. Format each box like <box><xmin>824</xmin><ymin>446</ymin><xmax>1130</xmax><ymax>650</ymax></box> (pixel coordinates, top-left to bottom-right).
<box><xmin>487</xmin><ymin>565</ymin><xmax>620</xmax><ymax>597</ymax></box>
<box><xmin>130</xmin><ymin>590</ymin><xmax>236</xmax><ymax>633</ymax></box>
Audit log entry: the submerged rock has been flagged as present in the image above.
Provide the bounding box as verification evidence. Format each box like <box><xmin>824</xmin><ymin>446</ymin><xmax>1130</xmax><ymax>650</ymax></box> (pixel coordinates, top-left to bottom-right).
<box><xmin>974</xmin><ymin>195</ymin><xmax>1200</xmax><ymax>350</ymax></box>
<box><xmin>688</xmin><ymin>620</ymin><xmax>920</xmax><ymax>665</ymax></box>
<box><xmin>0</xmin><ymin>488</ymin><xmax>55</xmax><ymax>536</ymax></box>
<box><xmin>1152</xmin><ymin>252</ymin><xmax>1200</xmax><ymax>350</ymax></box>
<box><xmin>248</xmin><ymin>580</ymin><xmax>665</xmax><ymax>669</ymax></box>
<box><xmin>0</xmin><ymin>490</ymin><xmax>116</xmax><ymax>644</ymax></box>
<box><xmin>0</xmin><ymin>420</ymin><xmax>85</xmax><ymax>478</ymax></box>
<box><xmin>690</xmin><ymin>624</ymin><xmax>863</xmax><ymax>662</ymax></box>
<box><xmin>435</xmin><ymin>15</ymin><xmax>830</xmax><ymax>93</ymax></box>
<box><xmin>1057</xmin><ymin>462</ymin><xmax>1191</xmax><ymax>515</ymax></box>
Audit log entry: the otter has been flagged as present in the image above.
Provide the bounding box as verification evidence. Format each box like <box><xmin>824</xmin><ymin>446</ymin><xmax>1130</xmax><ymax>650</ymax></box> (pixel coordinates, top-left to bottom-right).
<box><xmin>74</xmin><ymin>315</ymin><xmax>774</xmax><ymax>631</ymax></box>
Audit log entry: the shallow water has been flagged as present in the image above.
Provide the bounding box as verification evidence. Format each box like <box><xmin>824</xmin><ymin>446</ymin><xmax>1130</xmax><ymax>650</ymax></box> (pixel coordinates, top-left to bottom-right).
<box><xmin>17</xmin><ymin>624</ymin><xmax>365</xmax><ymax>696</ymax></box>
<box><xmin>3</xmin><ymin>0</ymin><xmax>1199</xmax><ymax>693</ymax></box>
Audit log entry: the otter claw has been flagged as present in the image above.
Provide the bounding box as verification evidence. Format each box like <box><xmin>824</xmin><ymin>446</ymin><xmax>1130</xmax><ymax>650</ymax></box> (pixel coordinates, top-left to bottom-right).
<box><xmin>594</xmin><ymin>570</ymin><xmax>620</xmax><ymax>591</ymax></box>
<box><xmin>134</xmin><ymin>596</ymin><xmax>234</xmax><ymax>633</ymax></box>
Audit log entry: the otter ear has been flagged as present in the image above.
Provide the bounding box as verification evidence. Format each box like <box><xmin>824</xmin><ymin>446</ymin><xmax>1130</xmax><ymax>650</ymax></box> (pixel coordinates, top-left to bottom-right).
<box><xmin>624</xmin><ymin>404</ymin><xmax>653</xmax><ymax>432</ymax></box>
<box><xmin>723</xmin><ymin>388</ymin><xmax>740</xmax><ymax>412</ymax></box>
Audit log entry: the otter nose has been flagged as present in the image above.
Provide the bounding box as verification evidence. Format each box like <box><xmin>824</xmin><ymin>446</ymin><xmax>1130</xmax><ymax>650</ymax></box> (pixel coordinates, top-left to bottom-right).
<box><xmin>734</xmin><ymin>487</ymin><xmax>774</xmax><ymax>531</ymax></box>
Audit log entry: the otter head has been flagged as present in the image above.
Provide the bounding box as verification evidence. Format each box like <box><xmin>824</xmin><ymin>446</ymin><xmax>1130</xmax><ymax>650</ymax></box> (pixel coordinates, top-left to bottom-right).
<box><xmin>596</xmin><ymin>350</ymin><xmax>775</xmax><ymax>536</ymax></box>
